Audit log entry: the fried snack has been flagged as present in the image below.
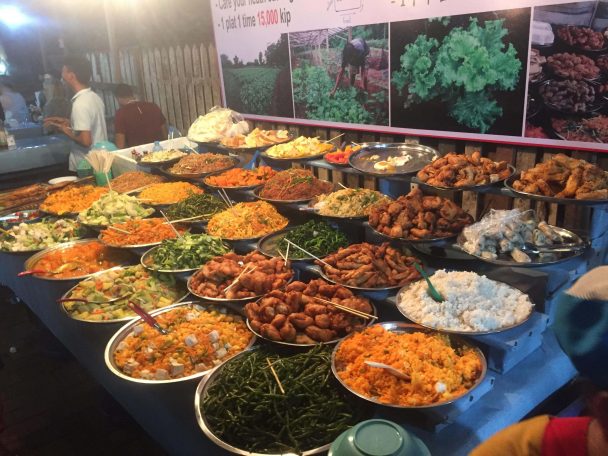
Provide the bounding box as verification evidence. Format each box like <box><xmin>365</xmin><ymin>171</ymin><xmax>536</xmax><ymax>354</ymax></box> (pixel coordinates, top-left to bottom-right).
<box><xmin>138</xmin><ymin>182</ymin><xmax>203</xmax><ymax>205</ymax></box>
<box><xmin>317</xmin><ymin>242</ymin><xmax>420</xmax><ymax>288</ymax></box>
<box><xmin>40</xmin><ymin>185</ymin><xmax>108</xmax><ymax>215</ymax></box>
<box><xmin>207</xmin><ymin>201</ymin><xmax>288</xmax><ymax>239</ymax></box>
<box><xmin>220</xmin><ymin>128</ymin><xmax>289</xmax><ymax>148</ymax></box>
<box><xmin>369</xmin><ymin>188</ymin><xmax>473</xmax><ymax>239</ymax></box>
<box><xmin>259</xmin><ymin>168</ymin><xmax>333</xmax><ymax>200</ymax></box>
<box><xmin>110</xmin><ymin>172</ymin><xmax>166</xmax><ymax>194</ymax></box>
<box><xmin>512</xmin><ymin>154</ymin><xmax>608</xmax><ymax>200</ymax></box>
<box><xmin>203</xmin><ymin>167</ymin><xmax>277</xmax><ymax>188</ymax></box>
<box><xmin>416</xmin><ymin>151</ymin><xmax>511</xmax><ymax>188</ymax></box>
<box><xmin>244</xmin><ymin>279</ymin><xmax>373</xmax><ymax>344</ymax></box>
<box><xmin>189</xmin><ymin>251</ymin><xmax>293</xmax><ymax>300</ymax></box>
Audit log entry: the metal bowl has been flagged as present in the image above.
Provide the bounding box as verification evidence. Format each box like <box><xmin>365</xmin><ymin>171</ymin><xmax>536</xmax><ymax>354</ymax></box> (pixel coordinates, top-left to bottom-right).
<box><xmin>23</xmin><ymin>239</ymin><xmax>135</xmax><ymax>281</ymax></box>
<box><xmin>260</xmin><ymin>144</ymin><xmax>335</xmax><ymax>163</ymax></box>
<box><xmin>455</xmin><ymin>226</ymin><xmax>587</xmax><ymax>267</ymax></box>
<box><xmin>0</xmin><ymin>209</ymin><xmax>43</xmax><ymax>227</ymax></box>
<box><xmin>160</xmin><ymin>155</ymin><xmax>239</xmax><ymax>181</ymax></box>
<box><xmin>60</xmin><ymin>265</ymin><xmax>190</xmax><ymax>324</ymax></box>
<box><xmin>309</xmin><ymin>265</ymin><xmax>404</xmax><ymax>293</ymax></box>
<box><xmin>246</xmin><ymin>301</ymin><xmax>377</xmax><ymax>348</ymax></box>
<box><xmin>505</xmin><ymin>173</ymin><xmax>608</xmax><ymax>206</ymax></box>
<box><xmin>331</xmin><ymin>322</ymin><xmax>487</xmax><ymax>409</ymax></box>
<box><xmin>369</xmin><ymin>225</ymin><xmax>460</xmax><ymax>245</ymax></box>
<box><xmin>348</xmin><ymin>143</ymin><xmax>439</xmax><ymax>177</ymax></box>
<box><xmin>194</xmin><ymin>348</ymin><xmax>339</xmax><ymax>456</ymax></box>
<box><xmin>140</xmin><ymin>245</ymin><xmax>202</xmax><ymax>276</ymax></box>
<box><xmin>187</xmin><ymin>274</ymin><xmax>265</xmax><ymax>304</ymax></box>
<box><xmin>395</xmin><ymin>278</ymin><xmax>535</xmax><ymax>335</ymax></box>
<box><xmin>217</xmin><ymin>133</ymin><xmax>294</xmax><ymax>153</ymax></box>
<box><xmin>413</xmin><ymin>165</ymin><xmax>516</xmax><ymax>192</ymax></box>
<box><xmin>137</xmin><ymin>151</ymin><xmax>188</xmax><ymax>168</ymax></box>
<box><xmin>253</xmin><ymin>183</ymin><xmax>335</xmax><ymax>205</ymax></box>
<box><xmin>257</xmin><ymin>227</ymin><xmax>323</xmax><ymax>262</ymax></box>
<box><xmin>104</xmin><ymin>300</ymin><xmax>256</xmax><ymax>384</ymax></box>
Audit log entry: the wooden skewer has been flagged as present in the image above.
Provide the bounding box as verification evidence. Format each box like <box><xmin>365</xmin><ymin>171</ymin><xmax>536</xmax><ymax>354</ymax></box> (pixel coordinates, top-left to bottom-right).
<box><xmin>338</xmin><ymin>182</ymin><xmax>348</xmax><ymax>190</ymax></box>
<box><xmin>107</xmin><ymin>226</ymin><xmax>132</xmax><ymax>235</ymax></box>
<box><xmin>219</xmin><ymin>188</ymin><xmax>233</xmax><ymax>207</ymax></box>
<box><xmin>283</xmin><ymin>239</ymin><xmax>332</xmax><ymax>268</ymax></box>
<box><xmin>224</xmin><ymin>264</ymin><xmax>257</xmax><ymax>293</ymax></box>
<box><xmin>266</xmin><ymin>358</ymin><xmax>285</xmax><ymax>395</ymax></box>
<box><xmin>324</xmin><ymin>133</ymin><xmax>345</xmax><ymax>144</ymax></box>
<box><xmin>162</xmin><ymin>214</ymin><xmax>213</xmax><ymax>224</ymax></box>
<box><xmin>159</xmin><ymin>210</ymin><xmax>182</xmax><ymax>239</ymax></box>
<box><xmin>284</xmin><ymin>242</ymin><xmax>290</xmax><ymax>266</ymax></box>
<box><xmin>106</xmin><ymin>173</ymin><xmax>113</xmax><ymax>192</ymax></box>
<box><xmin>313</xmin><ymin>296</ymin><xmax>377</xmax><ymax>321</ymax></box>
<box><xmin>124</xmin><ymin>184</ymin><xmax>153</xmax><ymax>195</ymax></box>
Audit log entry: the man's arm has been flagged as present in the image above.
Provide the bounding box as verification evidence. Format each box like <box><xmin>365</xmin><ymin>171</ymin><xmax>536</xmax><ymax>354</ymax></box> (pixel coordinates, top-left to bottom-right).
<box><xmin>330</xmin><ymin>67</ymin><xmax>345</xmax><ymax>97</ymax></box>
<box><xmin>59</xmin><ymin>125</ymin><xmax>92</xmax><ymax>148</ymax></box>
<box><xmin>115</xmin><ymin>133</ymin><xmax>126</xmax><ymax>149</ymax></box>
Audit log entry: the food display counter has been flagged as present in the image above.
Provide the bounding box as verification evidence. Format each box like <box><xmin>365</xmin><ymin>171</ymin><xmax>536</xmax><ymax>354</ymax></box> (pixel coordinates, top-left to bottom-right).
<box><xmin>1</xmin><ymin>117</ymin><xmax>604</xmax><ymax>456</ymax></box>
<box><xmin>7</xmin><ymin>122</ymin><xmax>44</xmax><ymax>140</ymax></box>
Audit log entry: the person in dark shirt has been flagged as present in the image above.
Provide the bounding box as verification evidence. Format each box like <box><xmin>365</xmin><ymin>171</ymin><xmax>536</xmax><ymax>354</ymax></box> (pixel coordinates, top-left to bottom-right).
<box><xmin>330</xmin><ymin>37</ymin><xmax>370</xmax><ymax>97</ymax></box>
<box><xmin>113</xmin><ymin>84</ymin><xmax>167</xmax><ymax>148</ymax></box>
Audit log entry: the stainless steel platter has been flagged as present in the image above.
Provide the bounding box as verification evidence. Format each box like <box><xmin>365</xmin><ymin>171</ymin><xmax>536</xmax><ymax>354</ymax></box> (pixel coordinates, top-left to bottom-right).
<box><xmin>369</xmin><ymin>225</ymin><xmax>459</xmax><ymax>245</ymax></box>
<box><xmin>395</xmin><ymin>279</ymin><xmax>535</xmax><ymax>335</ymax></box>
<box><xmin>140</xmin><ymin>245</ymin><xmax>201</xmax><ymax>275</ymax></box>
<box><xmin>160</xmin><ymin>155</ymin><xmax>239</xmax><ymax>181</ymax></box>
<box><xmin>104</xmin><ymin>300</ymin><xmax>256</xmax><ymax>384</ymax></box>
<box><xmin>252</xmin><ymin>183</ymin><xmax>335</xmax><ymax>205</ymax></box>
<box><xmin>455</xmin><ymin>226</ymin><xmax>587</xmax><ymax>267</ymax></box>
<box><xmin>348</xmin><ymin>143</ymin><xmax>439</xmax><ymax>177</ymax></box>
<box><xmin>309</xmin><ymin>265</ymin><xmax>404</xmax><ymax>293</ymax></box>
<box><xmin>0</xmin><ymin>209</ymin><xmax>42</xmax><ymax>226</ymax></box>
<box><xmin>505</xmin><ymin>173</ymin><xmax>608</xmax><ymax>206</ymax></box>
<box><xmin>331</xmin><ymin>321</ymin><xmax>488</xmax><ymax>409</ymax></box>
<box><xmin>22</xmin><ymin>239</ymin><xmax>135</xmax><ymax>281</ymax></box>
<box><xmin>60</xmin><ymin>265</ymin><xmax>190</xmax><ymax>324</ymax></box>
<box><xmin>413</xmin><ymin>165</ymin><xmax>516</xmax><ymax>192</ymax></box>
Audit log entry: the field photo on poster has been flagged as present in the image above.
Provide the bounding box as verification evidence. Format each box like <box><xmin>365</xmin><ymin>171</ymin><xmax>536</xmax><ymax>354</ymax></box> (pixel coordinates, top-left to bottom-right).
<box><xmin>289</xmin><ymin>24</ymin><xmax>389</xmax><ymax>126</ymax></box>
<box><xmin>527</xmin><ymin>1</ymin><xmax>608</xmax><ymax>143</ymax></box>
<box><xmin>390</xmin><ymin>9</ymin><xmax>530</xmax><ymax>135</ymax></box>
<box><xmin>220</xmin><ymin>33</ymin><xmax>294</xmax><ymax>118</ymax></box>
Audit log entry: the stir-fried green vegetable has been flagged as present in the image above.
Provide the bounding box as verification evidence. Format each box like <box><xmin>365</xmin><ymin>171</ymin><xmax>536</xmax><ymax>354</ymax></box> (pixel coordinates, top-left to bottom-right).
<box><xmin>202</xmin><ymin>347</ymin><xmax>365</xmax><ymax>453</ymax></box>
<box><xmin>166</xmin><ymin>193</ymin><xmax>227</xmax><ymax>221</ymax></box>
<box><xmin>150</xmin><ymin>233</ymin><xmax>229</xmax><ymax>270</ymax></box>
<box><xmin>78</xmin><ymin>191</ymin><xmax>154</xmax><ymax>225</ymax></box>
<box><xmin>0</xmin><ymin>218</ymin><xmax>85</xmax><ymax>252</ymax></box>
<box><xmin>278</xmin><ymin>220</ymin><xmax>348</xmax><ymax>259</ymax></box>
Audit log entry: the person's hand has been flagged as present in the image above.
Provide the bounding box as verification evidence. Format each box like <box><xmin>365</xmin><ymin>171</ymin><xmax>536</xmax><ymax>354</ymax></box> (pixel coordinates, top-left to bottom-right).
<box><xmin>43</xmin><ymin>117</ymin><xmax>69</xmax><ymax>128</ymax></box>
<box><xmin>567</xmin><ymin>266</ymin><xmax>608</xmax><ymax>301</ymax></box>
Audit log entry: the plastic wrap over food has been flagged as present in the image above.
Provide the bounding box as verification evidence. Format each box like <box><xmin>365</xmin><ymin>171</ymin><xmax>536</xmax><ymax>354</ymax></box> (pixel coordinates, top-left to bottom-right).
<box><xmin>458</xmin><ymin>208</ymin><xmax>563</xmax><ymax>263</ymax></box>
<box><xmin>187</xmin><ymin>106</ymin><xmax>250</xmax><ymax>142</ymax></box>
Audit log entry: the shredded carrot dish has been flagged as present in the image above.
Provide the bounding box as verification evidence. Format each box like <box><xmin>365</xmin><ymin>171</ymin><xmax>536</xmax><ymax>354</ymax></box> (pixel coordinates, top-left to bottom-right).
<box><xmin>113</xmin><ymin>305</ymin><xmax>253</xmax><ymax>380</ymax></box>
<box><xmin>206</xmin><ymin>201</ymin><xmax>288</xmax><ymax>239</ymax></box>
<box><xmin>334</xmin><ymin>325</ymin><xmax>483</xmax><ymax>406</ymax></box>
<box><xmin>138</xmin><ymin>182</ymin><xmax>203</xmax><ymax>205</ymax></box>
<box><xmin>100</xmin><ymin>218</ymin><xmax>187</xmax><ymax>246</ymax></box>
<box><xmin>204</xmin><ymin>166</ymin><xmax>277</xmax><ymax>188</ymax></box>
<box><xmin>40</xmin><ymin>185</ymin><xmax>108</xmax><ymax>215</ymax></box>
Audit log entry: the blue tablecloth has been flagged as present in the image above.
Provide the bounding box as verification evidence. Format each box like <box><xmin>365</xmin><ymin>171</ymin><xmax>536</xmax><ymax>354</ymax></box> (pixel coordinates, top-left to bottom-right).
<box><xmin>0</xmin><ymin>135</ymin><xmax>71</xmax><ymax>175</ymax></box>
<box><xmin>7</xmin><ymin>122</ymin><xmax>44</xmax><ymax>140</ymax></box>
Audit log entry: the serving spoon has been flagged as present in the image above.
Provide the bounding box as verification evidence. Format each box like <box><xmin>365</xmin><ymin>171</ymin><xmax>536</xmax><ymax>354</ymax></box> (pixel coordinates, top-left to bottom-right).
<box><xmin>364</xmin><ymin>361</ymin><xmax>411</xmax><ymax>381</ymax></box>
<box><xmin>57</xmin><ymin>291</ymin><xmax>133</xmax><ymax>305</ymax></box>
<box><xmin>414</xmin><ymin>262</ymin><xmax>444</xmax><ymax>302</ymax></box>
<box><xmin>128</xmin><ymin>300</ymin><xmax>168</xmax><ymax>335</ymax></box>
<box><xmin>520</xmin><ymin>242</ymin><xmax>585</xmax><ymax>256</ymax></box>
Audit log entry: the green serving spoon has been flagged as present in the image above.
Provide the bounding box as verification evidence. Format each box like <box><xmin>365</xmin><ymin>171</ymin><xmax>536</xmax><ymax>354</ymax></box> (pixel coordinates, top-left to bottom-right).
<box><xmin>414</xmin><ymin>263</ymin><xmax>444</xmax><ymax>303</ymax></box>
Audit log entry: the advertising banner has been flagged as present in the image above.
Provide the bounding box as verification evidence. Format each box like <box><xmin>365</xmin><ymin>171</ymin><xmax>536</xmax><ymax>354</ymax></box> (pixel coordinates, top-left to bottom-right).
<box><xmin>210</xmin><ymin>0</ymin><xmax>608</xmax><ymax>152</ymax></box>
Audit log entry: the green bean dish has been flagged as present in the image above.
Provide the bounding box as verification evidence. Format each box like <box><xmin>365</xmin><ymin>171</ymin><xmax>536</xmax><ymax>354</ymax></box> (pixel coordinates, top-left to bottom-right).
<box><xmin>278</xmin><ymin>220</ymin><xmax>348</xmax><ymax>259</ymax></box>
<box><xmin>201</xmin><ymin>347</ymin><xmax>366</xmax><ymax>454</ymax></box>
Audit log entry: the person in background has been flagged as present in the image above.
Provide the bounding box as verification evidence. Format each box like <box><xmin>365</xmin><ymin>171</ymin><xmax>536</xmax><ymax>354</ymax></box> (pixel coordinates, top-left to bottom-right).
<box><xmin>470</xmin><ymin>265</ymin><xmax>608</xmax><ymax>456</ymax></box>
<box><xmin>113</xmin><ymin>83</ymin><xmax>167</xmax><ymax>149</ymax></box>
<box><xmin>0</xmin><ymin>80</ymin><xmax>28</xmax><ymax>124</ymax></box>
<box><xmin>43</xmin><ymin>79</ymin><xmax>71</xmax><ymax>120</ymax></box>
<box><xmin>44</xmin><ymin>55</ymin><xmax>107</xmax><ymax>171</ymax></box>
<box><xmin>330</xmin><ymin>37</ymin><xmax>370</xmax><ymax>97</ymax></box>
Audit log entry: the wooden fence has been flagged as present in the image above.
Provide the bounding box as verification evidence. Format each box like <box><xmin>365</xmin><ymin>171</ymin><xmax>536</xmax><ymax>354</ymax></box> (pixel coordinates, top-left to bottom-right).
<box><xmin>85</xmin><ymin>43</ymin><xmax>607</xmax><ymax>230</ymax></box>
<box><xmin>86</xmin><ymin>43</ymin><xmax>222</xmax><ymax>136</ymax></box>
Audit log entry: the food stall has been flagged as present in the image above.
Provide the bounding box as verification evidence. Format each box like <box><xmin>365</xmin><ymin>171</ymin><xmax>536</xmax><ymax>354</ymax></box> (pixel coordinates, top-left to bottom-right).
<box><xmin>1</xmin><ymin>106</ymin><xmax>605</xmax><ymax>455</ymax></box>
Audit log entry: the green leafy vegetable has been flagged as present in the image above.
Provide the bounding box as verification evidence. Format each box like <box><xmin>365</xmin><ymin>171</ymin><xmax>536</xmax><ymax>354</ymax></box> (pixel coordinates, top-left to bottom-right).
<box><xmin>166</xmin><ymin>194</ymin><xmax>227</xmax><ymax>221</ymax></box>
<box><xmin>278</xmin><ymin>220</ymin><xmax>348</xmax><ymax>259</ymax></box>
<box><xmin>392</xmin><ymin>17</ymin><xmax>522</xmax><ymax>133</ymax></box>
<box><xmin>150</xmin><ymin>233</ymin><xmax>229</xmax><ymax>270</ymax></box>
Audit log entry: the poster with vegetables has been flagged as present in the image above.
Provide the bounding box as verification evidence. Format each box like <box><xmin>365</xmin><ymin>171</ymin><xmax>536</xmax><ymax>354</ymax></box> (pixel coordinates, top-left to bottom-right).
<box><xmin>290</xmin><ymin>25</ymin><xmax>389</xmax><ymax>125</ymax></box>
<box><xmin>210</xmin><ymin>0</ymin><xmax>608</xmax><ymax>152</ymax></box>
<box><xmin>390</xmin><ymin>10</ymin><xmax>530</xmax><ymax>135</ymax></box>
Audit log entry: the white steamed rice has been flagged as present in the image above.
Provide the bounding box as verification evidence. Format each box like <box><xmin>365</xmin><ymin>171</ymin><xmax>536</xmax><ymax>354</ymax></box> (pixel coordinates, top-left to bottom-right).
<box><xmin>397</xmin><ymin>270</ymin><xmax>533</xmax><ymax>332</ymax></box>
